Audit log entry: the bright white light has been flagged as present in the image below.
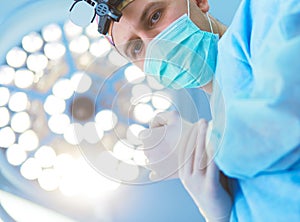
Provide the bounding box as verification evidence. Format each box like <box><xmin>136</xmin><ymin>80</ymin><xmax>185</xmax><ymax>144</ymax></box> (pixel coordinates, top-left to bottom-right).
<box><xmin>44</xmin><ymin>95</ymin><xmax>66</xmax><ymax>115</ymax></box>
<box><xmin>8</xmin><ymin>92</ymin><xmax>28</xmax><ymax>112</ymax></box>
<box><xmin>6</xmin><ymin>144</ymin><xmax>27</xmax><ymax>166</ymax></box>
<box><xmin>18</xmin><ymin>130</ymin><xmax>39</xmax><ymax>151</ymax></box>
<box><xmin>89</xmin><ymin>38</ymin><xmax>111</xmax><ymax>57</ymax></box>
<box><xmin>53</xmin><ymin>154</ymin><xmax>75</xmax><ymax>176</ymax></box>
<box><xmin>69</xmin><ymin>35</ymin><xmax>90</xmax><ymax>54</ymax></box>
<box><xmin>14</xmin><ymin>69</ymin><xmax>34</xmax><ymax>89</ymax></box>
<box><xmin>85</xmin><ymin>22</ymin><xmax>99</xmax><ymax>39</ymax></box>
<box><xmin>152</xmin><ymin>91</ymin><xmax>172</xmax><ymax>110</ymax></box>
<box><xmin>108</xmin><ymin>50</ymin><xmax>129</xmax><ymax>67</ymax></box>
<box><xmin>35</xmin><ymin>146</ymin><xmax>56</xmax><ymax>168</ymax></box>
<box><xmin>0</xmin><ymin>107</ymin><xmax>10</xmax><ymax>128</ymax></box>
<box><xmin>63</xmin><ymin>123</ymin><xmax>84</xmax><ymax>145</ymax></box>
<box><xmin>72</xmin><ymin>159</ymin><xmax>120</xmax><ymax>198</ymax></box>
<box><xmin>6</xmin><ymin>47</ymin><xmax>27</xmax><ymax>68</ymax></box>
<box><xmin>95</xmin><ymin>110</ymin><xmax>118</xmax><ymax>131</ymax></box>
<box><xmin>48</xmin><ymin>114</ymin><xmax>70</xmax><ymax>134</ymax></box>
<box><xmin>83</xmin><ymin>122</ymin><xmax>104</xmax><ymax>144</ymax></box>
<box><xmin>42</xmin><ymin>24</ymin><xmax>62</xmax><ymax>42</ymax></box>
<box><xmin>117</xmin><ymin>161</ymin><xmax>139</xmax><ymax>181</ymax></box>
<box><xmin>0</xmin><ymin>87</ymin><xmax>10</xmax><ymax>106</ymax></box>
<box><xmin>147</xmin><ymin>76</ymin><xmax>165</xmax><ymax>90</ymax></box>
<box><xmin>44</xmin><ymin>42</ymin><xmax>66</xmax><ymax>60</ymax></box>
<box><xmin>64</xmin><ymin>20</ymin><xmax>83</xmax><ymax>39</ymax></box>
<box><xmin>38</xmin><ymin>169</ymin><xmax>60</xmax><ymax>191</ymax></box>
<box><xmin>22</xmin><ymin>32</ymin><xmax>44</xmax><ymax>53</ymax></box>
<box><xmin>52</xmin><ymin>79</ymin><xmax>74</xmax><ymax>100</ymax></box>
<box><xmin>113</xmin><ymin>140</ymin><xmax>135</xmax><ymax>162</ymax></box>
<box><xmin>126</xmin><ymin>124</ymin><xmax>145</xmax><ymax>145</ymax></box>
<box><xmin>0</xmin><ymin>65</ymin><xmax>15</xmax><ymax>85</ymax></box>
<box><xmin>71</xmin><ymin>72</ymin><xmax>92</xmax><ymax>93</ymax></box>
<box><xmin>133</xmin><ymin>150</ymin><xmax>148</xmax><ymax>166</ymax></box>
<box><xmin>20</xmin><ymin>158</ymin><xmax>42</xmax><ymax>180</ymax></box>
<box><xmin>59</xmin><ymin>175</ymin><xmax>80</xmax><ymax>197</ymax></box>
<box><xmin>11</xmin><ymin>112</ymin><xmax>31</xmax><ymax>133</ymax></box>
<box><xmin>133</xmin><ymin>103</ymin><xmax>154</xmax><ymax>123</ymax></box>
<box><xmin>131</xmin><ymin>84</ymin><xmax>152</xmax><ymax>104</ymax></box>
<box><xmin>0</xmin><ymin>127</ymin><xmax>15</xmax><ymax>148</ymax></box>
<box><xmin>26</xmin><ymin>53</ymin><xmax>48</xmax><ymax>72</ymax></box>
<box><xmin>124</xmin><ymin>65</ymin><xmax>145</xmax><ymax>84</ymax></box>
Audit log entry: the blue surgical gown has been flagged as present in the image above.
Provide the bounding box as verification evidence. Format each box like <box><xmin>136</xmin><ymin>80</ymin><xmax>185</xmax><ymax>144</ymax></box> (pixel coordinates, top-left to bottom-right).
<box><xmin>210</xmin><ymin>0</ymin><xmax>300</xmax><ymax>221</ymax></box>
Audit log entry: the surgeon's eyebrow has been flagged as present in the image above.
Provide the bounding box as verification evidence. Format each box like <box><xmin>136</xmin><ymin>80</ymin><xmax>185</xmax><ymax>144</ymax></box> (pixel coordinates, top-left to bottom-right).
<box><xmin>123</xmin><ymin>1</ymin><xmax>165</xmax><ymax>58</ymax></box>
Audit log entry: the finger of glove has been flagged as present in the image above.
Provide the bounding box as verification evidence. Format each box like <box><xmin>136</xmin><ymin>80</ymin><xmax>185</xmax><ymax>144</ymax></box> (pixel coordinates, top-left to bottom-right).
<box><xmin>149</xmin><ymin>111</ymin><xmax>179</xmax><ymax>128</ymax></box>
<box><xmin>194</xmin><ymin>119</ymin><xmax>208</xmax><ymax>173</ymax></box>
<box><xmin>179</xmin><ymin>123</ymin><xmax>198</xmax><ymax>178</ymax></box>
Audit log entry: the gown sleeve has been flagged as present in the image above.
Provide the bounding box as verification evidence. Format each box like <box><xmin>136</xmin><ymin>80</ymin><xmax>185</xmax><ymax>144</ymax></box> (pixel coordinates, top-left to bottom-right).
<box><xmin>211</xmin><ymin>0</ymin><xmax>300</xmax><ymax>179</ymax></box>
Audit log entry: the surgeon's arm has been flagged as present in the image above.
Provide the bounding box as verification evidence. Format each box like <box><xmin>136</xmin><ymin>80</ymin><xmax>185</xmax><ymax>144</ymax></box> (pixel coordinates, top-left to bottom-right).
<box><xmin>211</xmin><ymin>6</ymin><xmax>300</xmax><ymax>178</ymax></box>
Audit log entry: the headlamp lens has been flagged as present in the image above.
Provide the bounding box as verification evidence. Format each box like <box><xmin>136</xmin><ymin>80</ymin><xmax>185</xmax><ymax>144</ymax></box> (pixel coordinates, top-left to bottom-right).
<box><xmin>69</xmin><ymin>1</ymin><xmax>95</xmax><ymax>27</ymax></box>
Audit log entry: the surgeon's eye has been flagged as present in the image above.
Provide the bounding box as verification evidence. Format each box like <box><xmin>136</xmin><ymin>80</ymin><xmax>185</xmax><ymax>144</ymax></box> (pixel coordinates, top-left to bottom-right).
<box><xmin>149</xmin><ymin>10</ymin><xmax>162</xmax><ymax>27</ymax></box>
<box><xmin>130</xmin><ymin>39</ymin><xmax>143</xmax><ymax>59</ymax></box>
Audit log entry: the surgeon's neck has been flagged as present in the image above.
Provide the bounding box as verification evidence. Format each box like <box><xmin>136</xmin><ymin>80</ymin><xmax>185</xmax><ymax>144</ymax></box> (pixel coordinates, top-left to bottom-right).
<box><xmin>201</xmin><ymin>81</ymin><xmax>213</xmax><ymax>94</ymax></box>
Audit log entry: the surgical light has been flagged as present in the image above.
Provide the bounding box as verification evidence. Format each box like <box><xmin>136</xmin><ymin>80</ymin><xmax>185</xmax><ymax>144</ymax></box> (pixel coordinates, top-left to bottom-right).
<box><xmin>44</xmin><ymin>42</ymin><xmax>66</xmax><ymax>60</ymax></box>
<box><xmin>0</xmin><ymin>107</ymin><xmax>10</xmax><ymax>128</ymax></box>
<box><xmin>95</xmin><ymin>110</ymin><xmax>118</xmax><ymax>131</ymax></box>
<box><xmin>6</xmin><ymin>144</ymin><xmax>28</xmax><ymax>166</ymax></box>
<box><xmin>52</xmin><ymin>79</ymin><xmax>74</xmax><ymax>100</ymax></box>
<box><xmin>26</xmin><ymin>53</ymin><xmax>48</xmax><ymax>72</ymax></box>
<box><xmin>89</xmin><ymin>38</ymin><xmax>111</xmax><ymax>57</ymax></box>
<box><xmin>70</xmin><ymin>72</ymin><xmax>92</xmax><ymax>93</ymax></box>
<box><xmin>0</xmin><ymin>87</ymin><xmax>10</xmax><ymax>106</ymax></box>
<box><xmin>18</xmin><ymin>130</ymin><xmax>39</xmax><ymax>152</ymax></box>
<box><xmin>0</xmin><ymin>65</ymin><xmax>15</xmax><ymax>85</ymax></box>
<box><xmin>34</xmin><ymin>146</ymin><xmax>56</xmax><ymax>168</ymax></box>
<box><xmin>22</xmin><ymin>32</ymin><xmax>44</xmax><ymax>53</ymax></box>
<box><xmin>8</xmin><ymin>92</ymin><xmax>28</xmax><ymax>112</ymax></box>
<box><xmin>124</xmin><ymin>65</ymin><xmax>145</xmax><ymax>84</ymax></box>
<box><xmin>69</xmin><ymin>35</ymin><xmax>90</xmax><ymax>54</ymax></box>
<box><xmin>14</xmin><ymin>69</ymin><xmax>35</xmax><ymax>89</ymax></box>
<box><xmin>151</xmin><ymin>91</ymin><xmax>172</xmax><ymax>110</ymax></box>
<box><xmin>48</xmin><ymin>114</ymin><xmax>70</xmax><ymax>134</ymax></box>
<box><xmin>63</xmin><ymin>20</ymin><xmax>83</xmax><ymax>39</ymax></box>
<box><xmin>11</xmin><ymin>112</ymin><xmax>31</xmax><ymax>133</ymax></box>
<box><xmin>0</xmin><ymin>127</ymin><xmax>16</xmax><ymax>148</ymax></box>
<box><xmin>42</xmin><ymin>24</ymin><xmax>62</xmax><ymax>42</ymax></box>
<box><xmin>6</xmin><ymin>47</ymin><xmax>27</xmax><ymax>68</ymax></box>
<box><xmin>20</xmin><ymin>158</ymin><xmax>42</xmax><ymax>180</ymax></box>
<box><xmin>133</xmin><ymin>103</ymin><xmax>154</xmax><ymax>124</ymax></box>
<box><xmin>38</xmin><ymin>169</ymin><xmax>60</xmax><ymax>191</ymax></box>
<box><xmin>44</xmin><ymin>95</ymin><xmax>66</xmax><ymax>115</ymax></box>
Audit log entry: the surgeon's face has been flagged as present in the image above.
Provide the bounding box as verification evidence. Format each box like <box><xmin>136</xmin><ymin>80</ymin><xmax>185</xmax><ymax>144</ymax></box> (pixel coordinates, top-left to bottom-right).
<box><xmin>112</xmin><ymin>0</ymin><xmax>210</xmax><ymax>69</ymax></box>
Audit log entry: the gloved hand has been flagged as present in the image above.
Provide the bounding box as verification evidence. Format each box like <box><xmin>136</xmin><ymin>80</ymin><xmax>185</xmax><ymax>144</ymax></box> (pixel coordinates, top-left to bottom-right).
<box><xmin>179</xmin><ymin>119</ymin><xmax>232</xmax><ymax>222</ymax></box>
<box><xmin>139</xmin><ymin>111</ymin><xmax>196</xmax><ymax>181</ymax></box>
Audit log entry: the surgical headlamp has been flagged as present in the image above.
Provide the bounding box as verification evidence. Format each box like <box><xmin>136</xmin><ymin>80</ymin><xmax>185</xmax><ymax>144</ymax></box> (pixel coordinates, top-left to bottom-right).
<box><xmin>69</xmin><ymin>0</ymin><xmax>133</xmax><ymax>35</ymax></box>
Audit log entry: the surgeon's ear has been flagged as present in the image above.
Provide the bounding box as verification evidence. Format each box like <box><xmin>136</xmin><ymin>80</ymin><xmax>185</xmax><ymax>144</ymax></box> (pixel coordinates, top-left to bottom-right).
<box><xmin>193</xmin><ymin>0</ymin><xmax>209</xmax><ymax>13</ymax></box>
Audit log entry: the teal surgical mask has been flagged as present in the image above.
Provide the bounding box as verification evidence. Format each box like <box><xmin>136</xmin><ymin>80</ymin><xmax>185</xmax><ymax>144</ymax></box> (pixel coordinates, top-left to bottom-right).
<box><xmin>144</xmin><ymin>13</ymin><xmax>219</xmax><ymax>89</ymax></box>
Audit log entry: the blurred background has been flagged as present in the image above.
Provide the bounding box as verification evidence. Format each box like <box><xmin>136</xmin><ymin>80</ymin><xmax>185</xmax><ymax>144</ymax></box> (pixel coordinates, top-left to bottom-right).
<box><xmin>0</xmin><ymin>0</ymin><xmax>240</xmax><ymax>221</ymax></box>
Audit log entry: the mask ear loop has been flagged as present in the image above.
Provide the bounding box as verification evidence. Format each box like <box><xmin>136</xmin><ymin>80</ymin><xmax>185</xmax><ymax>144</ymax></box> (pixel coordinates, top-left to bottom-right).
<box><xmin>206</xmin><ymin>12</ymin><xmax>214</xmax><ymax>33</ymax></box>
<box><xmin>187</xmin><ymin>0</ymin><xmax>190</xmax><ymax>17</ymax></box>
